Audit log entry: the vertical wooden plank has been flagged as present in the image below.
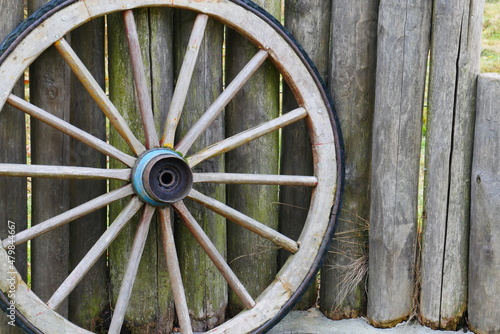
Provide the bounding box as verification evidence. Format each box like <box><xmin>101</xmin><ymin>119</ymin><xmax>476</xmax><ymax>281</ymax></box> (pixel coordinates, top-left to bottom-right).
<box><xmin>280</xmin><ymin>0</ymin><xmax>330</xmax><ymax>310</ymax></box>
<box><xmin>468</xmin><ymin>73</ymin><xmax>500</xmax><ymax>334</ymax></box>
<box><xmin>67</xmin><ymin>18</ymin><xmax>108</xmax><ymax>330</ymax></box>
<box><xmin>367</xmin><ymin>0</ymin><xmax>431</xmax><ymax>328</ymax></box>
<box><xmin>320</xmin><ymin>0</ymin><xmax>378</xmax><ymax>319</ymax></box>
<box><xmin>28</xmin><ymin>0</ymin><xmax>71</xmax><ymax>319</ymax></box>
<box><xmin>225</xmin><ymin>0</ymin><xmax>281</xmax><ymax>316</ymax></box>
<box><xmin>174</xmin><ymin>10</ymin><xmax>226</xmax><ymax>331</ymax></box>
<box><xmin>108</xmin><ymin>8</ymin><xmax>174</xmax><ymax>333</ymax></box>
<box><xmin>419</xmin><ymin>0</ymin><xmax>484</xmax><ymax>330</ymax></box>
<box><xmin>0</xmin><ymin>0</ymin><xmax>27</xmax><ymax>333</ymax></box>
<box><xmin>150</xmin><ymin>7</ymin><xmax>177</xmax><ymax>331</ymax></box>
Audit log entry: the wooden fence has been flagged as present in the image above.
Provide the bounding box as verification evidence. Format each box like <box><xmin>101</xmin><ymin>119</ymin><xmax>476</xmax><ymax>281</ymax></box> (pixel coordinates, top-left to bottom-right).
<box><xmin>1</xmin><ymin>0</ymin><xmax>499</xmax><ymax>333</ymax></box>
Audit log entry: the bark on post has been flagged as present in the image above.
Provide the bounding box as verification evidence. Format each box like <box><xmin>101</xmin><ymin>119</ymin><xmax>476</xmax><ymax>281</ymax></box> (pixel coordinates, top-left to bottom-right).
<box><xmin>367</xmin><ymin>0</ymin><xmax>431</xmax><ymax>327</ymax></box>
<box><xmin>279</xmin><ymin>0</ymin><xmax>331</xmax><ymax>310</ymax></box>
<box><xmin>468</xmin><ymin>73</ymin><xmax>500</xmax><ymax>334</ymax></box>
<box><xmin>29</xmin><ymin>0</ymin><xmax>71</xmax><ymax>319</ymax></box>
<box><xmin>0</xmin><ymin>0</ymin><xmax>27</xmax><ymax>332</ymax></box>
<box><xmin>108</xmin><ymin>8</ymin><xmax>175</xmax><ymax>333</ymax></box>
<box><xmin>320</xmin><ymin>0</ymin><xmax>378</xmax><ymax>319</ymax></box>
<box><xmin>67</xmin><ymin>18</ymin><xmax>108</xmax><ymax>330</ymax></box>
<box><xmin>174</xmin><ymin>10</ymin><xmax>227</xmax><ymax>331</ymax></box>
<box><xmin>225</xmin><ymin>0</ymin><xmax>281</xmax><ymax>316</ymax></box>
<box><xmin>420</xmin><ymin>0</ymin><xmax>484</xmax><ymax>329</ymax></box>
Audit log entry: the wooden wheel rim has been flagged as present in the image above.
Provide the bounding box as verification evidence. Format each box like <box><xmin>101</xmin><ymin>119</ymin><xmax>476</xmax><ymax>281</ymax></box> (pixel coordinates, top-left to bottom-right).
<box><xmin>0</xmin><ymin>1</ymin><xmax>344</xmax><ymax>333</ymax></box>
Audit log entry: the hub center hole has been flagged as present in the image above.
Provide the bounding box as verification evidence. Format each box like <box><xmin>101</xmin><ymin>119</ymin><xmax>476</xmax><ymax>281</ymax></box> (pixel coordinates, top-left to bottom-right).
<box><xmin>159</xmin><ymin>170</ymin><xmax>175</xmax><ymax>187</ymax></box>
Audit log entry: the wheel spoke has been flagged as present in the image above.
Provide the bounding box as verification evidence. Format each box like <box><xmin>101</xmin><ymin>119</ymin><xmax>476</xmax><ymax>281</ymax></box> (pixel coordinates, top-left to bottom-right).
<box><xmin>187</xmin><ymin>107</ymin><xmax>308</xmax><ymax>167</ymax></box>
<box><xmin>108</xmin><ymin>205</ymin><xmax>155</xmax><ymax>334</ymax></box>
<box><xmin>123</xmin><ymin>10</ymin><xmax>159</xmax><ymax>149</ymax></box>
<box><xmin>175</xmin><ymin>49</ymin><xmax>269</xmax><ymax>155</ymax></box>
<box><xmin>158</xmin><ymin>208</ymin><xmax>193</xmax><ymax>334</ymax></box>
<box><xmin>161</xmin><ymin>13</ymin><xmax>209</xmax><ymax>148</ymax></box>
<box><xmin>46</xmin><ymin>198</ymin><xmax>144</xmax><ymax>311</ymax></box>
<box><xmin>0</xmin><ymin>163</ymin><xmax>130</xmax><ymax>181</ymax></box>
<box><xmin>7</xmin><ymin>94</ymin><xmax>136</xmax><ymax>167</ymax></box>
<box><xmin>193</xmin><ymin>173</ymin><xmax>317</xmax><ymax>186</ymax></box>
<box><xmin>173</xmin><ymin>202</ymin><xmax>256</xmax><ymax>309</ymax></box>
<box><xmin>2</xmin><ymin>185</ymin><xmax>134</xmax><ymax>247</ymax></box>
<box><xmin>188</xmin><ymin>189</ymin><xmax>299</xmax><ymax>253</ymax></box>
<box><xmin>54</xmin><ymin>38</ymin><xmax>146</xmax><ymax>156</ymax></box>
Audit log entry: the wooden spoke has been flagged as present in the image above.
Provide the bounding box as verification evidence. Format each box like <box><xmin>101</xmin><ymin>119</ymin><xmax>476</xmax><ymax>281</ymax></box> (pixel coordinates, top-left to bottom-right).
<box><xmin>0</xmin><ymin>163</ymin><xmax>130</xmax><ymax>181</ymax></box>
<box><xmin>2</xmin><ymin>185</ymin><xmax>134</xmax><ymax>247</ymax></box>
<box><xmin>158</xmin><ymin>208</ymin><xmax>193</xmax><ymax>334</ymax></box>
<box><xmin>46</xmin><ymin>198</ymin><xmax>144</xmax><ymax>311</ymax></box>
<box><xmin>175</xmin><ymin>49</ymin><xmax>269</xmax><ymax>155</ymax></box>
<box><xmin>187</xmin><ymin>107</ymin><xmax>308</xmax><ymax>167</ymax></box>
<box><xmin>193</xmin><ymin>172</ymin><xmax>317</xmax><ymax>186</ymax></box>
<box><xmin>108</xmin><ymin>205</ymin><xmax>156</xmax><ymax>334</ymax></box>
<box><xmin>6</xmin><ymin>94</ymin><xmax>136</xmax><ymax>167</ymax></box>
<box><xmin>161</xmin><ymin>13</ymin><xmax>209</xmax><ymax>148</ymax></box>
<box><xmin>173</xmin><ymin>202</ymin><xmax>256</xmax><ymax>309</ymax></box>
<box><xmin>123</xmin><ymin>10</ymin><xmax>159</xmax><ymax>149</ymax></box>
<box><xmin>54</xmin><ymin>38</ymin><xmax>146</xmax><ymax>156</ymax></box>
<box><xmin>188</xmin><ymin>189</ymin><xmax>299</xmax><ymax>253</ymax></box>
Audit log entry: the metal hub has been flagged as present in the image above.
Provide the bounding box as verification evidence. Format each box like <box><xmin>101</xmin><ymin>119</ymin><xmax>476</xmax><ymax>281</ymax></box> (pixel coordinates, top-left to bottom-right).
<box><xmin>131</xmin><ymin>148</ymin><xmax>193</xmax><ymax>206</ymax></box>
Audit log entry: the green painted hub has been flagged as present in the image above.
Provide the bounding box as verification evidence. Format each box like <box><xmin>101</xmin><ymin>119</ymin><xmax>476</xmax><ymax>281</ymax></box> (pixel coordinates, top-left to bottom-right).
<box><xmin>131</xmin><ymin>148</ymin><xmax>193</xmax><ymax>206</ymax></box>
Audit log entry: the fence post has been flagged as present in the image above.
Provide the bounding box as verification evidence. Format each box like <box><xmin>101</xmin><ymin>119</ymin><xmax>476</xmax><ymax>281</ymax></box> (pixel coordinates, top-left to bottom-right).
<box><xmin>367</xmin><ymin>0</ymin><xmax>432</xmax><ymax>327</ymax></box>
<box><xmin>67</xmin><ymin>18</ymin><xmax>108</xmax><ymax>330</ymax></box>
<box><xmin>174</xmin><ymin>10</ymin><xmax>227</xmax><ymax>331</ymax></box>
<box><xmin>468</xmin><ymin>73</ymin><xmax>500</xmax><ymax>334</ymax></box>
<box><xmin>279</xmin><ymin>0</ymin><xmax>331</xmax><ymax>310</ymax></box>
<box><xmin>225</xmin><ymin>0</ymin><xmax>281</xmax><ymax>316</ymax></box>
<box><xmin>320</xmin><ymin>0</ymin><xmax>378</xmax><ymax>319</ymax></box>
<box><xmin>0</xmin><ymin>0</ymin><xmax>27</xmax><ymax>332</ymax></box>
<box><xmin>108</xmin><ymin>8</ymin><xmax>175</xmax><ymax>333</ymax></box>
<box><xmin>150</xmin><ymin>7</ymin><xmax>177</xmax><ymax>329</ymax></box>
<box><xmin>419</xmin><ymin>0</ymin><xmax>484</xmax><ymax>329</ymax></box>
<box><xmin>28</xmin><ymin>0</ymin><xmax>72</xmax><ymax>319</ymax></box>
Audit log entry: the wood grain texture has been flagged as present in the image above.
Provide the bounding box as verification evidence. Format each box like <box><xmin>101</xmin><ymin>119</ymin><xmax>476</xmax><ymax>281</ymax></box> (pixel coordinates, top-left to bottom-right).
<box><xmin>67</xmin><ymin>18</ymin><xmax>109</xmax><ymax>330</ymax></box>
<box><xmin>174</xmin><ymin>10</ymin><xmax>227</xmax><ymax>331</ymax></box>
<box><xmin>149</xmin><ymin>7</ymin><xmax>177</xmax><ymax>330</ymax></box>
<box><xmin>368</xmin><ymin>0</ymin><xmax>431</xmax><ymax>328</ymax></box>
<box><xmin>320</xmin><ymin>0</ymin><xmax>378</xmax><ymax>319</ymax></box>
<box><xmin>468</xmin><ymin>73</ymin><xmax>500</xmax><ymax>334</ymax></box>
<box><xmin>280</xmin><ymin>0</ymin><xmax>330</xmax><ymax>310</ymax></box>
<box><xmin>225</xmin><ymin>0</ymin><xmax>281</xmax><ymax>317</ymax></box>
<box><xmin>108</xmin><ymin>8</ymin><xmax>174</xmax><ymax>333</ymax></box>
<box><xmin>28</xmin><ymin>0</ymin><xmax>71</xmax><ymax>319</ymax></box>
<box><xmin>0</xmin><ymin>0</ymin><xmax>26</xmax><ymax>333</ymax></box>
<box><xmin>420</xmin><ymin>0</ymin><xmax>484</xmax><ymax>329</ymax></box>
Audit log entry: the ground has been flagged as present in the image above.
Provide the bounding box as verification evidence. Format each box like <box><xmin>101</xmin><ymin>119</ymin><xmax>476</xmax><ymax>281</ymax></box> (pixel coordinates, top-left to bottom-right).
<box><xmin>269</xmin><ymin>309</ymin><xmax>472</xmax><ymax>334</ymax></box>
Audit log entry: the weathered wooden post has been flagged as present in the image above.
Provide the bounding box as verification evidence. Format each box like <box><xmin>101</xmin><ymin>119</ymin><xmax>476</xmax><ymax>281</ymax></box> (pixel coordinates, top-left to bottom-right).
<box><xmin>225</xmin><ymin>0</ymin><xmax>281</xmax><ymax>316</ymax></box>
<box><xmin>108</xmin><ymin>8</ymin><xmax>175</xmax><ymax>333</ymax></box>
<box><xmin>279</xmin><ymin>0</ymin><xmax>331</xmax><ymax>310</ymax></box>
<box><xmin>67</xmin><ymin>18</ymin><xmax>109</xmax><ymax>330</ymax></box>
<box><xmin>29</xmin><ymin>0</ymin><xmax>71</xmax><ymax>319</ymax></box>
<box><xmin>0</xmin><ymin>0</ymin><xmax>26</xmax><ymax>333</ymax></box>
<box><xmin>468</xmin><ymin>73</ymin><xmax>500</xmax><ymax>334</ymax></box>
<box><xmin>174</xmin><ymin>10</ymin><xmax>227</xmax><ymax>331</ymax></box>
<box><xmin>368</xmin><ymin>0</ymin><xmax>432</xmax><ymax>327</ymax></box>
<box><xmin>420</xmin><ymin>0</ymin><xmax>484</xmax><ymax>329</ymax></box>
<box><xmin>320</xmin><ymin>0</ymin><xmax>378</xmax><ymax>319</ymax></box>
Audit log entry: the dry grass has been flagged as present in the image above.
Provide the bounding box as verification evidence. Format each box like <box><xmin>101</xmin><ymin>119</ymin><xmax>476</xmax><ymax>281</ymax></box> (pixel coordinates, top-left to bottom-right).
<box><xmin>481</xmin><ymin>0</ymin><xmax>500</xmax><ymax>72</ymax></box>
<box><xmin>327</xmin><ymin>210</ymin><xmax>369</xmax><ymax>308</ymax></box>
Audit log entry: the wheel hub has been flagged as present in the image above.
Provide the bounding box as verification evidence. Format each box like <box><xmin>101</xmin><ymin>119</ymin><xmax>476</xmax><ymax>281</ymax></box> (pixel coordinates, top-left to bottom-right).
<box><xmin>131</xmin><ymin>148</ymin><xmax>193</xmax><ymax>206</ymax></box>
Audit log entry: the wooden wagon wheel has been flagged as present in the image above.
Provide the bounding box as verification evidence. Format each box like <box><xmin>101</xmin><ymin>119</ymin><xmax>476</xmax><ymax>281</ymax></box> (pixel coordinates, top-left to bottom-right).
<box><xmin>0</xmin><ymin>0</ymin><xmax>344</xmax><ymax>333</ymax></box>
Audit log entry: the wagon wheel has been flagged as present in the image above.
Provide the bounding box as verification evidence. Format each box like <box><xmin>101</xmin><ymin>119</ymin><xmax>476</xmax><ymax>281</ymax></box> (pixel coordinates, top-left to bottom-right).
<box><xmin>0</xmin><ymin>0</ymin><xmax>343</xmax><ymax>333</ymax></box>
